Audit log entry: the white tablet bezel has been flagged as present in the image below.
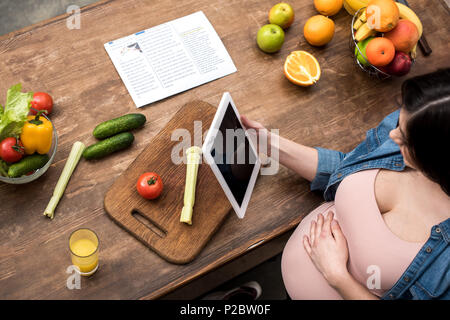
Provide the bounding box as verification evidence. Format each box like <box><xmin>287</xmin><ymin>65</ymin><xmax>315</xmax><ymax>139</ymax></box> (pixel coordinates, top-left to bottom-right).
<box><xmin>202</xmin><ymin>92</ymin><xmax>261</xmax><ymax>219</ymax></box>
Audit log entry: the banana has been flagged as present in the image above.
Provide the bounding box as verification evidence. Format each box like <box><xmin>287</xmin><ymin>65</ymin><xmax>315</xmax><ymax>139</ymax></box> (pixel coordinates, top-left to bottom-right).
<box><xmin>355</xmin><ymin>22</ymin><xmax>376</xmax><ymax>42</ymax></box>
<box><xmin>343</xmin><ymin>0</ymin><xmax>357</xmax><ymax>15</ymax></box>
<box><xmin>396</xmin><ymin>2</ymin><xmax>423</xmax><ymax>38</ymax></box>
<box><xmin>353</xmin><ymin>11</ymin><xmax>367</xmax><ymax>30</ymax></box>
<box><xmin>411</xmin><ymin>44</ymin><xmax>417</xmax><ymax>60</ymax></box>
<box><xmin>345</xmin><ymin>0</ymin><xmax>369</xmax><ymax>12</ymax></box>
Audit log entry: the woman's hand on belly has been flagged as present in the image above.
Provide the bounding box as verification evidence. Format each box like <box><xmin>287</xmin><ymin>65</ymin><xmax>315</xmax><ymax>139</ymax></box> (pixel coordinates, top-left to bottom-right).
<box><xmin>303</xmin><ymin>211</ymin><xmax>379</xmax><ymax>300</ymax></box>
<box><xmin>303</xmin><ymin>211</ymin><xmax>349</xmax><ymax>287</ymax></box>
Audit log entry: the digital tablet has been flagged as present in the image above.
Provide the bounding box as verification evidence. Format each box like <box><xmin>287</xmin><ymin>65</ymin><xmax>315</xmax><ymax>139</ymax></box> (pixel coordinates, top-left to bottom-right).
<box><xmin>202</xmin><ymin>92</ymin><xmax>261</xmax><ymax>219</ymax></box>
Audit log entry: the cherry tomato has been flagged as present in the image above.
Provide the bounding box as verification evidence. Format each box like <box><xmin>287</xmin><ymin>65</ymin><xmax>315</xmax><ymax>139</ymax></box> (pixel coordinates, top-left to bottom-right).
<box><xmin>0</xmin><ymin>137</ymin><xmax>24</xmax><ymax>163</ymax></box>
<box><xmin>30</xmin><ymin>92</ymin><xmax>53</xmax><ymax>115</ymax></box>
<box><xmin>136</xmin><ymin>172</ymin><xmax>163</xmax><ymax>200</ymax></box>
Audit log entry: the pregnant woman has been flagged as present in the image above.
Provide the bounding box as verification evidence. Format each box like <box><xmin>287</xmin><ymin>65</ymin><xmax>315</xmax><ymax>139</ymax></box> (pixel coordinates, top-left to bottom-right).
<box><xmin>242</xmin><ymin>68</ymin><xmax>449</xmax><ymax>300</ymax></box>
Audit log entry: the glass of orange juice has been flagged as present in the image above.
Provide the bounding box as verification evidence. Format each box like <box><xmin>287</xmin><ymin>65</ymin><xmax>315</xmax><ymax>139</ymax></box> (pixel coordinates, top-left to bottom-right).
<box><xmin>69</xmin><ymin>228</ymin><xmax>99</xmax><ymax>276</ymax></box>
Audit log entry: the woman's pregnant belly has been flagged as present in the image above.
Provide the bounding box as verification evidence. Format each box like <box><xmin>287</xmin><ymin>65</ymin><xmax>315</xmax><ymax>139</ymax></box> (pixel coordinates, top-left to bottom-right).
<box><xmin>281</xmin><ymin>170</ymin><xmax>423</xmax><ymax>300</ymax></box>
<box><xmin>281</xmin><ymin>202</ymin><xmax>343</xmax><ymax>300</ymax></box>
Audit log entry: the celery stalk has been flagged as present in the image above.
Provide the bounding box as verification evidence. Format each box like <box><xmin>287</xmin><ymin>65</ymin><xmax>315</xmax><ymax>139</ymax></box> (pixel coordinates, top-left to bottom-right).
<box><xmin>44</xmin><ymin>141</ymin><xmax>85</xmax><ymax>219</ymax></box>
<box><xmin>180</xmin><ymin>146</ymin><xmax>202</xmax><ymax>225</ymax></box>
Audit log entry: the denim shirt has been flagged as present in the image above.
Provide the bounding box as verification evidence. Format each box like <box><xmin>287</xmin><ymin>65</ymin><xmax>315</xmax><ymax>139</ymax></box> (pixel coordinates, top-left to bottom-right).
<box><xmin>310</xmin><ymin>109</ymin><xmax>450</xmax><ymax>300</ymax></box>
<box><xmin>311</xmin><ymin>109</ymin><xmax>405</xmax><ymax>201</ymax></box>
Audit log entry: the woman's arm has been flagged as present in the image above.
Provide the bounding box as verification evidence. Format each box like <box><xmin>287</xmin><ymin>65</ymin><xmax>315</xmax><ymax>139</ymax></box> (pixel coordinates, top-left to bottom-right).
<box><xmin>303</xmin><ymin>211</ymin><xmax>379</xmax><ymax>300</ymax></box>
<box><xmin>241</xmin><ymin>115</ymin><xmax>318</xmax><ymax>181</ymax></box>
<box><xmin>274</xmin><ymin>135</ymin><xmax>318</xmax><ymax>182</ymax></box>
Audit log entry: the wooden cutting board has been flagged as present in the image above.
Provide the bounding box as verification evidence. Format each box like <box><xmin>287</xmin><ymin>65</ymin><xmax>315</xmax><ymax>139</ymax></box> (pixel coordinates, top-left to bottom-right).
<box><xmin>104</xmin><ymin>100</ymin><xmax>232</xmax><ymax>264</ymax></box>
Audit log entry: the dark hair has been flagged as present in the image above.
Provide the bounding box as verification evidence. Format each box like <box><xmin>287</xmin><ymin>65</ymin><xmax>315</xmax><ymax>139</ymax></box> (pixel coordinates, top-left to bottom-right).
<box><xmin>401</xmin><ymin>68</ymin><xmax>450</xmax><ymax>196</ymax></box>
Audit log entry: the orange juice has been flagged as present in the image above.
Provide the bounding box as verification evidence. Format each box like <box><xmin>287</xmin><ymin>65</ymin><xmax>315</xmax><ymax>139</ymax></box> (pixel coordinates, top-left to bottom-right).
<box><xmin>69</xmin><ymin>229</ymin><xmax>99</xmax><ymax>276</ymax></box>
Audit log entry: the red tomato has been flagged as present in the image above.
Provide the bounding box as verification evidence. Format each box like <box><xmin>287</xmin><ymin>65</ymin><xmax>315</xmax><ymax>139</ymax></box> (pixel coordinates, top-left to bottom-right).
<box><xmin>136</xmin><ymin>172</ymin><xmax>163</xmax><ymax>200</ymax></box>
<box><xmin>0</xmin><ymin>137</ymin><xmax>24</xmax><ymax>163</ymax></box>
<box><xmin>30</xmin><ymin>92</ymin><xmax>53</xmax><ymax>115</ymax></box>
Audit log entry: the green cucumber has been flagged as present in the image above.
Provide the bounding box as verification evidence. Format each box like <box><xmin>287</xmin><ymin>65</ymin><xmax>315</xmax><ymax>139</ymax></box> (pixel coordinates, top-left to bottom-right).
<box><xmin>0</xmin><ymin>160</ymin><xmax>10</xmax><ymax>177</ymax></box>
<box><xmin>83</xmin><ymin>132</ymin><xmax>134</xmax><ymax>160</ymax></box>
<box><xmin>93</xmin><ymin>113</ymin><xmax>146</xmax><ymax>139</ymax></box>
<box><xmin>8</xmin><ymin>154</ymin><xmax>50</xmax><ymax>178</ymax></box>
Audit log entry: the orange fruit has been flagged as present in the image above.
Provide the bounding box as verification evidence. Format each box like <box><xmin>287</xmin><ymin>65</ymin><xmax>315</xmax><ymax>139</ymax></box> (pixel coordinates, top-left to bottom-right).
<box><xmin>303</xmin><ymin>15</ymin><xmax>335</xmax><ymax>46</ymax></box>
<box><xmin>366</xmin><ymin>0</ymin><xmax>399</xmax><ymax>32</ymax></box>
<box><xmin>284</xmin><ymin>51</ymin><xmax>321</xmax><ymax>86</ymax></box>
<box><xmin>365</xmin><ymin>37</ymin><xmax>395</xmax><ymax>67</ymax></box>
<box><xmin>314</xmin><ymin>0</ymin><xmax>343</xmax><ymax>16</ymax></box>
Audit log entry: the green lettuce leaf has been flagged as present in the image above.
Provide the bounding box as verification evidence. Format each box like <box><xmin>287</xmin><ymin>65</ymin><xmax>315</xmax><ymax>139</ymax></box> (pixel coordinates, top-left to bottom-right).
<box><xmin>0</xmin><ymin>84</ymin><xmax>33</xmax><ymax>140</ymax></box>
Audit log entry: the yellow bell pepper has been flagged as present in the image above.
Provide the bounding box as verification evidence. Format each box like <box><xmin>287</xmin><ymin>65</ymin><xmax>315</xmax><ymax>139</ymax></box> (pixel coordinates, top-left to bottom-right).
<box><xmin>20</xmin><ymin>113</ymin><xmax>53</xmax><ymax>155</ymax></box>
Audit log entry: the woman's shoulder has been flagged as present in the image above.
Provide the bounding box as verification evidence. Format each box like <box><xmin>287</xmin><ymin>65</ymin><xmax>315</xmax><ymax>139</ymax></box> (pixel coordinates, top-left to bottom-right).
<box><xmin>374</xmin><ymin>169</ymin><xmax>400</xmax><ymax>214</ymax></box>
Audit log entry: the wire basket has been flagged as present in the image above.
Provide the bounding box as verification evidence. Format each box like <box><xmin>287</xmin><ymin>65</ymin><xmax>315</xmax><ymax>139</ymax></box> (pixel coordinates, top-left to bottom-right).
<box><xmin>349</xmin><ymin>7</ymin><xmax>414</xmax><ymax>80</ymax></box>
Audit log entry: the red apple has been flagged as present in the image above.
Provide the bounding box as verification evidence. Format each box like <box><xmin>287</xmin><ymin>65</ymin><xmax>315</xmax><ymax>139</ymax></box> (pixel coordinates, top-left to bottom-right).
<box><xmin>380</xmin><ymin>51</ymin><xmax>412</xmax><ymax>76</ymax></box>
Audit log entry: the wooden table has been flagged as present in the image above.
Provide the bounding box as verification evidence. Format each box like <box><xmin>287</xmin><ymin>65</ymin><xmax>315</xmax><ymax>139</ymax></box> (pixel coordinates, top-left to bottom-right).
<box><xmin>0</xmin><ymin>0</ymin><xmax>448</xmax><ymax>299</ymax></box>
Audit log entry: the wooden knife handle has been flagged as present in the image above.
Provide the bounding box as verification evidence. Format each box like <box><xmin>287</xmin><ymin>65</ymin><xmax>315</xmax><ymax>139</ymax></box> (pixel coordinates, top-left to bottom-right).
<box><xmin>419</xmin><ymin>35</ymin><xmax>432</xmax><ymax>56</ymax></box>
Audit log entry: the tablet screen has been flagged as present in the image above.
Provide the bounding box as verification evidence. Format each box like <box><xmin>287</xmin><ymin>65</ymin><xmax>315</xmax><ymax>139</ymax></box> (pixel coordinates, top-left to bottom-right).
<box><xmin>210</xmin><ymin>103</ymin><xmax>257</xmax><ymax>207</ymax></box>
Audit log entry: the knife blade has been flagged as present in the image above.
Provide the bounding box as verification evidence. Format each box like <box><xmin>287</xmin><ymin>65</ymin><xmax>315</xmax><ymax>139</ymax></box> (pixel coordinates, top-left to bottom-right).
<box><xmin>396</xmin><ymin>0</ymin><xmax>432</xmax><ymax>56</ymax></box>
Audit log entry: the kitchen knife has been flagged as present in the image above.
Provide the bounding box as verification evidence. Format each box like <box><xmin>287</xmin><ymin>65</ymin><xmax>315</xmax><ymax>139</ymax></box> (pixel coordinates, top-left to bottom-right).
<box><xmin>396</xmin><ymin>0</ymin><xmax>432</xmax><ymax>56</ymax></box>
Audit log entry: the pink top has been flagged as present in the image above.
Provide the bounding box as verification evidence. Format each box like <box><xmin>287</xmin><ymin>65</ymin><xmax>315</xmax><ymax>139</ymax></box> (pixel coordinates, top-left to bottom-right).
<box><xmin>281</xmin><ymin>169</ymin><xmax>424</xmax><ymax>299</ymax></box>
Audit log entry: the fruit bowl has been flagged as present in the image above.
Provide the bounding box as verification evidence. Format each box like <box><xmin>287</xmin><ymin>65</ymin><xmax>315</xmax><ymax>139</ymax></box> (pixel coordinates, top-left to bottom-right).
<box><xmin>350</xmin><ymin>7</ymin><xmax>415</xmax><ymax>79</ymax></box>
<box><xmin>0</xmin><ymin>113</ymin><xmax>58</xmax><ymax>185</ymax></box>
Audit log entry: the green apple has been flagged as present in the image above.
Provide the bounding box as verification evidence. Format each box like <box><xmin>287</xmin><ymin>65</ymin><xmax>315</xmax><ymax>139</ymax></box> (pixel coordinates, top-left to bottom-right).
<box><xmin>355</xmin><ymin>37</ymin><xmax>374</xmax><ymax>66</ymax></box>
<box><xmin>257</xmin><ymin>24</ymin><xmax>285</xmax><ymax>53</ymax></box>
<box><xmin>269</xmin><ymin>3</ymin><xmax>295</xmax><ymax>29</ymax></box>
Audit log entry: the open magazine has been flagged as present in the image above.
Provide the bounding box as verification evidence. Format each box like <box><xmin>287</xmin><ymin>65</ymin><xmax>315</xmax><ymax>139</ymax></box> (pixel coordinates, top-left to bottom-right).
<box><xmin>104</xmin><ymin>11</ymin><xmax>237</xmax><ymax>108</ymax></box>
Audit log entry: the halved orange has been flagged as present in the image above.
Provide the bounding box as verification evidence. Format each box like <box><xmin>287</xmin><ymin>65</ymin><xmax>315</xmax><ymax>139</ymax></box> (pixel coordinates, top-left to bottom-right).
<box><xmin>284</xmin><ymin>51</ymin><xmax>321</xmax><ymax>87</ymax></box>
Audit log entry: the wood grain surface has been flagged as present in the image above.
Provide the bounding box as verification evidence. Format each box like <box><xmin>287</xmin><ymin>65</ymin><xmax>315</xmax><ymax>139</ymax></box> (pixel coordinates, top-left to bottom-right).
<box><xmin>104</xmin><ymin>101</ymin><xmax>232</xmax><ymax>264</ymax></box>
<box><xmin>0</xmin><ymin>0</ymin><xmax>448</xmax><ymax>299</ymax></box>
